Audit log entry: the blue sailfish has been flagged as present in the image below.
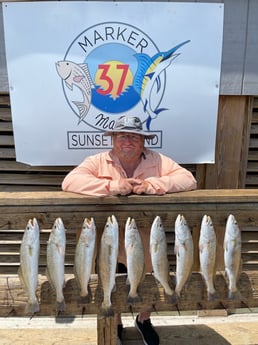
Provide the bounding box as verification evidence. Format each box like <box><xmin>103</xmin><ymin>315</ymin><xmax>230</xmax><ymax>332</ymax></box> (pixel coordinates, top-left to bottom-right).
<box><xmin>133</xmin><ymin>40</ymin><xmax>190</xmax><ymax>129</ymax></box>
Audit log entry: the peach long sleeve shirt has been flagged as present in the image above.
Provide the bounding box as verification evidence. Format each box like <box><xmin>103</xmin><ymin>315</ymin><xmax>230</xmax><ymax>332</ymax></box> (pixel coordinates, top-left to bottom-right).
<box><xmin>62</xmin><ymin>149</ymin><xmax>197</xmax><ymax>196</ymax></box>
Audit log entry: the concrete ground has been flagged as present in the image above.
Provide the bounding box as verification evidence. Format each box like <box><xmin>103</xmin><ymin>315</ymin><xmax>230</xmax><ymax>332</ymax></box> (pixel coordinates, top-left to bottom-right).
<box><xmin>0</xmin><ymin>312</ymin><xmax>258</xmax><ymax>344</ymax></box>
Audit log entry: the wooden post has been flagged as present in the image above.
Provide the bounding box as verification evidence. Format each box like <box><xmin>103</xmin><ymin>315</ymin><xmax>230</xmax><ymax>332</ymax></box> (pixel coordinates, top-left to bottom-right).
<box><xmin>97</xmin><ymin>314</ymin><xmax>117</xmax><ymax>345</ymax></box>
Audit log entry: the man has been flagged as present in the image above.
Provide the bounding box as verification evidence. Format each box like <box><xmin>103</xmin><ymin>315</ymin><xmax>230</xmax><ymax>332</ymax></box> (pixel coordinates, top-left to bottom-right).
<box><xmin>62</xmin><ymin>115</ymin><xmax>197</xmax><ymax>345</ymax></box>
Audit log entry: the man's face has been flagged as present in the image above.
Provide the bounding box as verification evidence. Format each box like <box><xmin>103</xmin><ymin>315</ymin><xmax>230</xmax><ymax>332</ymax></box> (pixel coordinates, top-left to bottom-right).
<box><xmin>112</xmin><ymin>133</ymin><xmax>145</xmax><ymax>161</ymax></box>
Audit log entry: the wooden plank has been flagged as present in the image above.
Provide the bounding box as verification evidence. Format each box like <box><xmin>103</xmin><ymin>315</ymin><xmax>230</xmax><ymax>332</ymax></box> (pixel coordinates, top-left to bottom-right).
<box><xmin>0</xmin><ymin>271</ymin><xmax>257</xmax><ymax>318</ymax></box>
<box><xmin>0</xmin><ymin>94</ymin><xmax>10</xmax><ymax>105</ymax></box>
<box><xmin>249</xmin><ymin>138</ymin><xmax>258</xmax><ymax>148</ymax></box>
<box><xmin>0</xmin><ymin>135</ymin><xmax>14</xmax><ymax>146</ymax></box>
<box><xmin>0</xmin><ymin>174</ymin><xmax>64</xmax><ymax>186</ymax></box>
<box><xmin>0</xmin><ymin>122</ymin><xmax>13</xmax><ymax>132</ymax></box>
<box><xmin>0</xmin><ymin>148</ymin><xmax>15</xmax><ymax>159</ymax></box>
<box><xmin>205</xmin><ymin>96</ymin><xmax>251</xmax><ymax>188</ymax></box>
<box><xmin>2</xmin><ymin>189</ymin><xmax>258</xmax><ymax>205</ymax></box>
<box><xmin>0</xmin><ymin>160</ymin><xmax>71</xmax><ymax>172</ymax></box>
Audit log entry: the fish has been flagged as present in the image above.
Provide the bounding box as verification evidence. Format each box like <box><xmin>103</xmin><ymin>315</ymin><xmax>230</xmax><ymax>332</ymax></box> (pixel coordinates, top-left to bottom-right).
<box><xmin>98</xmin><ymin>215</ymin><xmax>119</xmax><ymax>316</ymax></box>
<box><xmin>74</xmin><ymin>217</ymin><xmax>96</xmax><ymax>304</ymax></box>
<box><xmin>56</xmin><ymin>60</ymin><xmax>95</xmax><ymax>124</ymax></box>
<box><xmin>125</xmin><ymin>217</ymin><xmax>145</xmax><ymax>304</ymax></box>
<box><xmin>199</xmin><ymin>215</ymin><xmax>217</xmax><ymax>301</ymax></box>
<box><xmin>18</xmin><ymin>218</ymin><xmax>40</xmax><ymax>315</ymax></box>
<box><xmin>224</xmin><ymin>214</ymin><xmax>242</xmax><ymax>300</ymax></box>
<box><xmin>133</xmin><ymin>40</ymin><xmax>190</xmax><ymax>129</ymax></box>
<box><xmin>150</xmin><ymin>215</ymin><xmax>175</xmax><ymax>303</ymax></box>
<box><xmin>46</xmin><ymin>217</ymin><xmax>66</xmax><ymax>313</ymax></box>
<box><xmin>174</xmin><ymin>214</ymin><xmax>194</xmax><ymax>298</ymax></box>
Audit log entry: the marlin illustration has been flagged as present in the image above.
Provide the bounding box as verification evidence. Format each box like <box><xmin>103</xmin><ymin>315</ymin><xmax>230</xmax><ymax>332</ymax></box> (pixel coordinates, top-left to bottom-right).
<box><xmin>56</xmin><ymin>60</ymin><xmax>95</xmax><ymax>124</ymax></box>
<box><xmin>133</xmin><ymin>40</ymin><xmax>190</xmax><ymax>129</ymax></box>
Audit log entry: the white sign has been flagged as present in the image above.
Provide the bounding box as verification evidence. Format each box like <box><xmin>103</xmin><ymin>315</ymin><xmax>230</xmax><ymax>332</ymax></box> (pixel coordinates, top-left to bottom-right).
<box><xmin>2</xmin><ymin>1</ymin><xmax>224</xmax><ymax>165</ymax></box>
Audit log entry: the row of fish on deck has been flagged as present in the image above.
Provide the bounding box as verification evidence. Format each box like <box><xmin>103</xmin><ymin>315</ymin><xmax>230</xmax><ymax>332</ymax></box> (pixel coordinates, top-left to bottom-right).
<box><xmin>18</xmin><ymin>213</ymin><xmax>242</xmax><ymax>316</ymax></box>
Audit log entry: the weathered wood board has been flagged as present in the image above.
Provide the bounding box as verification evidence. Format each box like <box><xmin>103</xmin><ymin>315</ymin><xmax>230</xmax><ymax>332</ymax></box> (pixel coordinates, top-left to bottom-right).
<box><xmin>1</xmin><ymin>272</ymin><xmax>258</xmax><ymax>318</ymax></box>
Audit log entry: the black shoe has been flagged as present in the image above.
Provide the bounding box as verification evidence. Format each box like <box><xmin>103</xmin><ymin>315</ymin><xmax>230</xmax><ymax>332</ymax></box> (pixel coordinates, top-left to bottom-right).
<box><xmin>117</xmin><ymin>324</ymin><xmax>123</xmax><ymax>345</ymax></box>
<box><xmin>135</xmin><ymin>315</ymin><xmax>159</xmax><ymax>345</ymax></box>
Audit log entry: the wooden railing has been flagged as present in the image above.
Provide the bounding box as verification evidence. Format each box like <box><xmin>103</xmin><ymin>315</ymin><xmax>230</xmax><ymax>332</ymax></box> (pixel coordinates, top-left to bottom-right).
<box><xmin>1</xmin><ymin>189</ymin><xmax>258</xmax><ymax>344</ymax></box>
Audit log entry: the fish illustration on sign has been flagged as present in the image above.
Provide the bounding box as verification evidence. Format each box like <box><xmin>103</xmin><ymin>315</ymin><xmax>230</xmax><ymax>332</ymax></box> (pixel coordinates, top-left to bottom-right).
<box><xmin>56</xmin><ymin>60</ymin><xmax>95</xmax><ymax>124</ymax></box>
<box><xmin>133</xmin><ymin>40</ymin><xmax>190</xmax><ymax>130</ymax></box>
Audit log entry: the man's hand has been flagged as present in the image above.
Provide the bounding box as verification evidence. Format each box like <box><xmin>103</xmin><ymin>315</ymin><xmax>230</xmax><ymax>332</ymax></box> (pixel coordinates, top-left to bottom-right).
<box><xmin>117</xmin><ymin>178</ymin><xmax>143</xmax><ymax>195</ymax></box>
<box><xmin>132</xmin><ymin>180</ymin><xmax>150</xmax><ymax>194</ymax></box>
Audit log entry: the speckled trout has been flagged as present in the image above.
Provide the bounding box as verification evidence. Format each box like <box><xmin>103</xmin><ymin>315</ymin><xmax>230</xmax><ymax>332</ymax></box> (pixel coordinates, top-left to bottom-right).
<box><xmin>174</xmin><ymin>214</ymin><xmax>194</xmax><ymax>297</ymax></box>
<box><xmin>18</xmin><ymin>218</ymin><xmax>40</xmax><ymax>315</ymax></box>
<box><xmin>46</xmin><ymin>217</ymin><xmax>66</xmax><ymax>313</ymax></box>
<box><xmin>74</xmin><ymin>217</ymin><xmax>96</xmax><ymax>304</ymax></box>
<box><xmin>150</xmin><ymin>216</ymin><xmax>175</xmax><ymax>303</ymax></box>
<box><xmin>224</xmin><ymin>214</ymin><xmax>242</xmax><ymax>299</ymax></box>
<box><xmin>99</xmin><ymin>215</ymin><xmax>119</xmax><ymax>316</ymax></box>
<box><xmin>199</xmin><ymin>215</ymin><xmax>217</xmax><ymax>301</ymax></box>
<box><xmin>125</xmin><ymin>217</ymin><xmax>145</xmax><ymax>303</ymax></box>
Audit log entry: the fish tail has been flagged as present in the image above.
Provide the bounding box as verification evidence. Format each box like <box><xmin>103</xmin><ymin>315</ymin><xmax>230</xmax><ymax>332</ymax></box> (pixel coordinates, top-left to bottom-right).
<box><xmin>78</xmin><ymin>294</ymin><xmax>91</xmax><ymax>305</ymax></box>
<box><xmin>207</xmin><ymin>291</ymin><xmax>217</xmax><ymax>302</ymax></box>
<box><xmin>127</xmin><ymin>294</ymin><xmax>142</xmax><ymax>304</ymax></box>
<box><xmin>155</xmin><ymin>107</ymin><xmax>167</xmax><ymax>116</ymax></box>
<box><xmin>73</xmin><ymin>101</ymin><xmax>89</xmax><ymax>124</ymax></box>
<box><xmin>228</xmin><ymin>289</ymin><xmax>241</xmax><ymax>301</ymax></box>
<box><xmin>56</xmin><ymin>300</ymin><xmax>66</xmax><ymax>313</ymax></box>
<box><xmin>166</xmin><ymin>292</ymin><xmax>178</xmax><ymax>304</ymax></box>
<box><xmin>25</xmin><ymin>299</ymin><xmax>40</xmax><ymax>315</ymax></box>
<box><xmin>100</xmin><ymin>304</ymin><xmax>115</xmax><ymax>317</ymax></box>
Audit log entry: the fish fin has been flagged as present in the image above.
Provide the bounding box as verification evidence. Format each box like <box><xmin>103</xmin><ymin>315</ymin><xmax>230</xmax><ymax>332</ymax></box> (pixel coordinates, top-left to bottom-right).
<box><xmin>79</xmin><ymin>64</ymin><xmax>95</xmax><ymax>88</ymax></box>
<box><xmin>73</xmin><ymin>101</ymin><xmax>89</xmax><ymax>124</ymax></box>
<box><xmin>45</xmin><ymin>268</ymin><xmax>55</xmax><ymax>291</ymax></box>
<box><xmin>18</xmin><ymin>267</ymin><xmax>25</xmax><ymax>287</ymax></box>
<box><xmin>65</xmin><ymin>81</ymin><xmax>73</xmax><ymax>90</ymax></box>
<box><xmin>146</xmin><ymin>115</ymin><xmax>152</xmax><ymax>130</ymax></box>
<box><xmin>56</xmin><ymin>300</ymin><xmax>66</xmax><ymax>313</ymax></box>
<box><xmin>78</xmin><ymin>294</ymin><xmax>91</xmax><ymax>305</ymax></box>
<box><xmin>166</xmin><ymin>292</ymin><xmax>177</xmax><ymax>304</ymax></box>
<box><xmin>126</xmin><ymin>276</ymin><xmax>130</xmax><ymax>285</ymax></box>
<box><xmin>28</xmin><ymin>245</ymin><xmax>33</xmax><ymax>256</ymax></box>
<box><xmin>56</xmin><ymin>244</ymin><xmax>65</xmax><ymax>256</ymax></box>
<box><xmin>73</xmin><ymin>267</ymin><xmax>80</xmax><ymax>289</ymax></box>
<box><xmin>73</xmin><ymin>75</ymin><xmax>84</xmax><ymax>83</ymax></box>
<box><xmin>145</xmin><ymin>72</ymin><xmax>155</xmax><ymax>80</ymax></box>
<box><xmin>143</xmin><ymin>99</ymin><xmax>148</xmax><ymax>113</ymax></box>
<box><xmin>154</xmin><ymin>107</ymin><xmax>167</xmax><ymax>116</ymax></box>
<box><xmin>208</xmin><ymin>290</ymin><xmax>218</xmax><ymax>302</ymax></box>
<box><xmin>141</xmin><ymin>266</ymin><xmax>146</xmax><ymax>283</ymax></box>
<box><xmin>100</xmin><ymin>305</ymin><xmax>114</xmax><ymax>317</ymax></box>
<box><xmin>126</xmin><ymin>243</ymin><xmax>134</xmax><ymax>256</ymax></box>
<box><xmin>228</xmin><ymin>290</ymin><xmax>241</xmax><ymax>301</ymax></box>
<box><xmin>153</xmin><ymin>75</ymin><xmax>161</xmax><ymax>92</ymax></box>
<box><xmin>127</xmin><ymin>294</ymin><xmax>142</xmax><ymax>304</ymax></box>
<box><xmin>25</xmin><ymin>299</ymin><xmax>40</xmax><ymax>315</ymax></box>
